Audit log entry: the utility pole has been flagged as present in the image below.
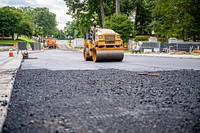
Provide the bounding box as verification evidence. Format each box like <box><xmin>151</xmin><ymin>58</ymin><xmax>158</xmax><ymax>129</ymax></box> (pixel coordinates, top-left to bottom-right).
<box><xmin>116</xmin><ymin>0</ymin><xmax>120</xmax><ymax>14</ymax></box>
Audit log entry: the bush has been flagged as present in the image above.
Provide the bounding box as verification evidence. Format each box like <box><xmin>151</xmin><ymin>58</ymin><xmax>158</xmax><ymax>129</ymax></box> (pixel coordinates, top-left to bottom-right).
<box><xmin>105</xmin><ymin>14</ymin><xmax>134</xmax><ymax>43</ymax></box>
<box><xmin>134</xmin><ymin>36</ymin><xmax>150</xmax><ymax>42</ymax></box>
<box><xmin>158</xmin><ymin>37</ymin><xmax>167</xmax><ymax>43</ymax></box>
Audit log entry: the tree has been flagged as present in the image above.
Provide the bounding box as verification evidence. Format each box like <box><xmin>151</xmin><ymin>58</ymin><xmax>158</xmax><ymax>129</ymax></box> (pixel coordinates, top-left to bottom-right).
<box><xmin>120</xmin><ymin>0</ymin><xmax>135</xmax><ymax>16</ymax></box>
<box><xmin>64</xmin><ymin>0</ymin><xmax>158</xmax><ymax>38</ymax></box>
<box><xmin>153</xmin><ymin>0</ymin><xmax>200</xmax><ymax>41</ymax></box>
<box><xmin>0</xmin><ymin>6</ymin><xmax>22</xmax><ymax>40</ymax></box>
<box><xmin>99</xmin><ymin>0</ymin><xmax>105</xmax><ymax>27</ymax></box>
<box><xmin>18</xmin><ymin>7</ymin><xmax>35</xmax><ymax>38</ymax></box>
<box><xmin>105</xmin><ymin>14</ymin><xmax>134</xmax><ymax>43</ymax></box>
<box><xmin>64</xmin><ymin>0</ymin><xmax>101</xmax><ymax>37</ymax></box>
<box><xmin>133</xmin><ymin>0</ymin><xmax>154</xmax><ymax>35</ymax></box>
<box><xmin>0</xmin><ymin>6</ymin><xmax>58</xmax><ymax>39</ymax></box>
<box><xmin>116</xmin><ymin>0</ymin><xmax>120</xmax><ymax>14</ymax></box>
<box><xmin>64</xmin><ymin>0</ymin><xmax>86</xmax><ymax>19</ymax></box>
<box><xmin>184</xmin><ymin>0</ymin><xmax>200</xmax><ymax>41</ymax></box>
<box><xmin>33</xmin><ymin>8</ymin><xmax>57</xmax><ymax>37</ymax></box>
<box><xmin>18</xmin><ymin>20</ymin><xmax>33</xmax><ymax>38</ymax></box>
<box><xmin>64</xmin><ymin>21</ymin><xmax>79</xmax><ymax>39</ymax></box>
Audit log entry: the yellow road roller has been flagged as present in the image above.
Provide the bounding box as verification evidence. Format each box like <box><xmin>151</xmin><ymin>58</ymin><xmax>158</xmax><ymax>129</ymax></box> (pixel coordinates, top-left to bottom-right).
<box><xmin>83</xmin><ymin>28</ymin><xmax>126</xmax><ymax>62</ymax></box>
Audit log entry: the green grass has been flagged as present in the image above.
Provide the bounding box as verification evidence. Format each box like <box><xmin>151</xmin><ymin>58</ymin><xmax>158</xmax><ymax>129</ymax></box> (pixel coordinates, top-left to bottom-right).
<box><xmin>0</xmin><ymin>40</ymin><xmax>19</xmax><ymax>45</ymax></box>
<box><xmin>0</xmin><ymin>37</ymin><xmax>35</xmax><ymax>46</ymax></box>
<box><xmin>19</xmin><ymin>37</ymin><xmax>35</xmax><ymax>42</ymax></box>
<box><xmin>124</xmin><ymin>50</ymin><xmax>131</xmax><ymax>53</ymax></box>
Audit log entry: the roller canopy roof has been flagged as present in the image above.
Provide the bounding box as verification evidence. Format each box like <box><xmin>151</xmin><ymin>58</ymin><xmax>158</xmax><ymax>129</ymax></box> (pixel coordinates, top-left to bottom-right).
<box><xmin>96</xmin><ymin>29</ymin><xmax>119</xmax><ymax>35</ymax></box>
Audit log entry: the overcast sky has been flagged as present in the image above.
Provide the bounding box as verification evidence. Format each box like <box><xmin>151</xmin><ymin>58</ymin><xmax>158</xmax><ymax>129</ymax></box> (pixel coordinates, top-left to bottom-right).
<box><xmin>0</xmin><ymin>0</ymin><xmax>73</xmax><ymax>30</ymax></box>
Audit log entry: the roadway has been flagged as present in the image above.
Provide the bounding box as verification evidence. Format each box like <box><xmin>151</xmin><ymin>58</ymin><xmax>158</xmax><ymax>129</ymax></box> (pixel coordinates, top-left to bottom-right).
<box><xmin>20</xmin><ymin>40</ymin><xmax>200</xmax><ymax>71</ymax></box>
<box><xmin>2</xmin><ymin>40</ymin><xmax>200</xmax><ymax>133</ymax></box>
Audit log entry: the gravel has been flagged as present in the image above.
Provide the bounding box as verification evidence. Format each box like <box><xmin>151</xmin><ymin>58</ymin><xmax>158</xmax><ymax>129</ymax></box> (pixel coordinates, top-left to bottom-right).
<box><xmin>2</xmin><ymin>69</ymin><xmax>200</xmax><ymax>133</ymax></box>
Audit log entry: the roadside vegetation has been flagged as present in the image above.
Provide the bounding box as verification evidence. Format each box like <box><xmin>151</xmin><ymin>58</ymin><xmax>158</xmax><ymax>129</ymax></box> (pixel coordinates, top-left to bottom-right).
<box><xmin>0</xmin><ymin>0</ymin><xmax>199</xmax><ymax>44</ymax></box>
<box><xmin>63</xmin><ymin>0</ymin><xmax>200</xmax><ymax>42</ymax></box>
<box><xmin>0</xmin><ymin>37</ymin><xmax>35</xmax><ymax>46</ymax></box>
<box><xmin>0</xmin><ymin>6</ymin><xmax>58</xmax><ymax>43</ymax></box>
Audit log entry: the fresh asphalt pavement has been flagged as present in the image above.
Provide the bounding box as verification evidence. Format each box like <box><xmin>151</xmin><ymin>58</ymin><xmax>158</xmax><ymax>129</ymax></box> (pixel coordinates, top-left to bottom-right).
<box><xmin>20</xmin><ymin>48</ymin><xmax>200</xmax><ymax>71</ymax></box>
<box><xmin>2</xmin><ymin>40</ymin><xmax>200</xmax><ymax>133</ymax></box>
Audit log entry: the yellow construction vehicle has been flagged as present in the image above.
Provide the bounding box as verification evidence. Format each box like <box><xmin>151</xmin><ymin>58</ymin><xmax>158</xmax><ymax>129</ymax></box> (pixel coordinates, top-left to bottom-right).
<box><xmin>83</xmin><ymin>28</ymin><xmax>126</xmax><ymax>62</ymax></box>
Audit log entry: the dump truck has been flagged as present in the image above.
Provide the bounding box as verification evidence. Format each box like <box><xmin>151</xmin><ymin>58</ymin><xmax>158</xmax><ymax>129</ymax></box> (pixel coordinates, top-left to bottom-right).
<box><xmin>46</xmin><ymin>38</ymin><xmax>57</xmax><ymax>48</ymax></box>
<box><xmin>83</xmin><ymin>28</ymin><xmax>126</xmax><ymax>62</ymax></box>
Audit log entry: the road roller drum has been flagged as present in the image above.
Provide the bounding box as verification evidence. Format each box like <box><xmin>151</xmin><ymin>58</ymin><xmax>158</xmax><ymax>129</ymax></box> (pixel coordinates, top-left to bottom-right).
<box><xmin>93</xmin><ymin>50</ymin><xmax>124</xmax><ymax>62</ymax></box>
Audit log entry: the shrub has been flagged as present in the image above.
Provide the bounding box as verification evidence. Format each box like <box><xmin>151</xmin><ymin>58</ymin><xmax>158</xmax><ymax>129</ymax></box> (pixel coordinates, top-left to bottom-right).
<box><xmin>158</xmin><ymin>37</ymin><xmax>167</xmax><ymax>43</ymax></box>
<box><xmin>134</xmin><ymin>36</ymin><xmax>150</xmax><ymax>42</ymax></box>
<box><xmin>105</xmin><ymin>14</ymin><xmax>134</xmax><ymax>43</ymax></box>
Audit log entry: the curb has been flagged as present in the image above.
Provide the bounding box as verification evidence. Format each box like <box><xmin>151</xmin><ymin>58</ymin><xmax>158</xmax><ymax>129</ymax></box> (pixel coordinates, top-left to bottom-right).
<box><xmin>66</xmin><ymin>46</ymin><xmax>200</xmax><ymax>59</ymax></box>
<box><xmin>0</xmin><ymin>54</ymin><xmax>23</xmax><ymax>132</ymax></box>
<box><xmin>125</xmin><ymin>53</ymin><xmax>200</xmax><ymax>59</ymax></box>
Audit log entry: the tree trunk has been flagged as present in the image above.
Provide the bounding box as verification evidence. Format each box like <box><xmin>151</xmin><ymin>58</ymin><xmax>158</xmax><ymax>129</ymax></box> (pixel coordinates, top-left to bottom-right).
<box><xmin>134</xmin><ymin>4</ymin><xmax>139</xmax><ymax>33</ymax></box>
<box><xmin>100</xmin><ymin>0</ymin><xmax>105</xmax><ymax>27</ymax></box>
<box><xmin>2</xmin><ymin>32</ymin><xmax>4</xmax><ymax>40</ymax></box>
<box><xmin>193</xmin><ymin>35</ymin><xmax>196</xmax><ymax>42</ymax></box>
<box><xmin>116</xmin><ymin>0</ymin><xmax>120</xmax><ymax>14</ymax></box>
<box><xmin>12</xmin><ymin>33</ymin><xmax>14</xmax><ymax>40</ymax></box>
<box><xmin>182</xmin><ymin>29</ymin><xmax>185</xmax><ymax>41</ymax></box>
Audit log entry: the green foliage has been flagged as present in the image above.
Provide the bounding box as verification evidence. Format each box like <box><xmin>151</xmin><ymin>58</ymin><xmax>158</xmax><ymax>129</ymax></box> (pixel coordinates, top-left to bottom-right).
<box><xmin>63</xmin><ymin>0</ymin><xmax>136</xmax><ymax>38</ymax></box>
<box><xmin>0</xmin><ymin>37</ymin><xmax>35</xmax><ymax>45</ymax></box>
<box><xmin>64</xmin><ymin>21</ymin><xmax>78</xmax><ymax>39</ymax></box>
<box><xmin>64</xmin><ymin>0</ymin><xmax>103</xmax><ymax>38</ymax></box>
<box><xmin>0</xmin><ymin>39</ymin><xmax>19</xmax><ymax>45</ymax></box>
<box><xmin>18</xmin><ymin>21</ymin><xmax>33</xmax><ymax>37</ymax></box>
<box><xmin>120</xmin><ymin>0</ymin><xmax>135</xmax><ymax>16</ymax></box>
<box><xmin>105</xmin><ymin>14</ymin><xmax>134</xmax><ymax>43</ymax></box>
<box><xmin>0</xmin><ymin>6</ymin><xmax>22</xmax><ymax>39</ymax></box>
<box><xmin>157</xmin><ymin>37</ymin><xmax>167</xmax><ymax>43</ymax></box>
<box><xmin>57</xmin><ymin>30</ymin><xmax>67</xmax><ymax>40</ymax></box>
<box><xmin>104</xmin><ymin>0</ymin><xmax>135</xmax><ymax>17</ymax></box>
<box><xmin>64</xmin><ymin>0</ymin><xmax>200</xmax><ymax>41</ymax></box>
<box><xmin>19</xmin><ymin>7</ymin><xmax>35</xmax><ymax>36</ymax></box>
<box><xmin>153</xmin><ymin>0</ymin><xmax>200</xmax><ymax>41</ymax></box>
<box><xmin>134</xmin><ymin>36</ymin><xmax>149</xmax><ymax>42</ymax></box>
<box><xmin>0</xmin><ymin>6</ymin><xmax>58</xmax><ymax>39</ymax></box>
<box><xmin>33</xmin><ymin>8</ymin><xmax>57</xmax><ymax>37</ymax></box>
<box><xmin>134</xmin><ymin>0</ymin><xmax>155</xmax><ymax>35</ymax></box>
<box><xmin>19</xmin><ymin>37</ymin><xmax>35</xmax><ymax>42</ymax></box>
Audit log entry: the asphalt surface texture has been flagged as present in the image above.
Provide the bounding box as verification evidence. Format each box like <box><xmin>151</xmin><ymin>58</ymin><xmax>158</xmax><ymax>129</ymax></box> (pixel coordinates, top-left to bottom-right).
<box><xmin>2</xmin><ymin>40</ymin><xmax>200</xmax><ymax>133</ymax></box>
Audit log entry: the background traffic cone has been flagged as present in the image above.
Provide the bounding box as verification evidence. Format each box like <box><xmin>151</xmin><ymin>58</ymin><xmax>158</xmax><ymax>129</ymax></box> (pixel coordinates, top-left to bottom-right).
<box><xmin>9</xmin><ymin>49</ymin><xmax>14</xmax><ymax>57</ymax></box>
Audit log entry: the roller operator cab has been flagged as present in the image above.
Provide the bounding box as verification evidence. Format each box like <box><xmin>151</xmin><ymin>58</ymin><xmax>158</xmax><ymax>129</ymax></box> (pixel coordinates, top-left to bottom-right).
<box><xmin>84</xmin><ymin>28</ymin><xmax>126</xmax><ymax>62</ymax></box>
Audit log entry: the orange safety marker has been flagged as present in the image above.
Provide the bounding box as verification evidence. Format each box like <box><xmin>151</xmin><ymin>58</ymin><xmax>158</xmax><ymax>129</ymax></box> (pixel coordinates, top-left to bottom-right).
<box><xmin>9</xmin><ymin>49</ymin><xmax>14</xmax><ymax>57</ymax></box>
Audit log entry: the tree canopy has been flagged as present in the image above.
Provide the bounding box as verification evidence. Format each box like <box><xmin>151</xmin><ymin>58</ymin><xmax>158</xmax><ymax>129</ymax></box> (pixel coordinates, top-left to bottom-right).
<box><xmin>64</xmin><ymin>0</ymin><xmax>200</xmax><ymax>41</ymax></box>
<box><xmin>0</xmin><ymin>6</ymin><xmax>58</xmax><ymax>40</ymax></box>
<box><xmin>33</xmin><ymin>7</ymin><xmax>58</xmax><ymax>37</ymax></box>
<box><xmin>153</xmin><ymin>0</ymin><xmax>200</xmax><ymax>41</ymax></box>
<box><xmin>105</xmin><ymin>14</ymin><xmax>134</xmax><ymax>43</ymax></box>
<box><xmin>0</xmin><ymin>6</ymin><xmax>22</xmax><ymax>40</ymax></box>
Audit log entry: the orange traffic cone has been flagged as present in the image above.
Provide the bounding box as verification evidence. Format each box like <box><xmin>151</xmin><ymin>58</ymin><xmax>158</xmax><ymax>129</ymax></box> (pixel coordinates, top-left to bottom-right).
<box><xmin>9</xmin><ymin>49</ymin><xmax>14</xmax><ymax>57</ymax></box>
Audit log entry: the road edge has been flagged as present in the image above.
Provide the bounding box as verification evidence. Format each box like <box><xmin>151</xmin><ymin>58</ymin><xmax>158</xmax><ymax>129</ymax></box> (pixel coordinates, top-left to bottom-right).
<box><xmin>0</xmin><ymin>54</ymin><xmax>23</xmax><ymax>132</ymax></box>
